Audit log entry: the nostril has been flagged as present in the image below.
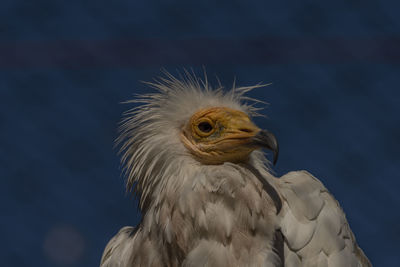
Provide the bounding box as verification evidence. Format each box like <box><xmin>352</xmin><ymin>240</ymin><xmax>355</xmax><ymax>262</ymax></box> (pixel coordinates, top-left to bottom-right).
<box><xmin>239</xmin><ymin>128</ymin><xmax>252</xmax><ymax>133</ymax></box>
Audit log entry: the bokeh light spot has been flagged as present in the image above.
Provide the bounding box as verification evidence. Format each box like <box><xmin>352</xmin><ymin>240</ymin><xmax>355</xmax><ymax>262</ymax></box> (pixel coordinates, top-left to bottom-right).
<box><xmin>43</xmin><ymin>224</ymin><xmax>85</xmax><ymax>266</ymax></box>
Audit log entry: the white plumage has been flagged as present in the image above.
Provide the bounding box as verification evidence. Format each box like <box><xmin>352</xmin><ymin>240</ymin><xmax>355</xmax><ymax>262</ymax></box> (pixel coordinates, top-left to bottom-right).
<box><xmin>101</xmin><ymin>72</ymin><xmax>371</xmax><ymax>267</ymax></box>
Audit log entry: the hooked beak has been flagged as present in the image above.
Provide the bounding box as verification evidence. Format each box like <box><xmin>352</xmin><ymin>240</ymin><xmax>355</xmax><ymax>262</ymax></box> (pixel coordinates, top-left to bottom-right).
<box><xmin>252</xmin><ymin>130</ymin><xmax>279</xmax><ymax>165</ymax></box>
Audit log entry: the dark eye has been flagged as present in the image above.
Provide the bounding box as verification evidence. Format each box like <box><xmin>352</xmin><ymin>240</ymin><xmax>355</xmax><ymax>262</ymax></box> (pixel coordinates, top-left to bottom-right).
<box><xmin>197</xmin><ymin>122</ymin><xmax>213</xmax><ymax>133</ymax></box>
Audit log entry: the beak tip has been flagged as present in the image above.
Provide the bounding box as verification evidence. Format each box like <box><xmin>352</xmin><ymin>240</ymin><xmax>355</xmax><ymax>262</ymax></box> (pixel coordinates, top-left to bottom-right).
<box><xmin>271</xmin><ymin>144</ymin><xmax>279</xmax><ymax>165</ymax></box>
<box><xmin>273</xmin><ymin>151</ymin><xmax>278</xmax><ymax>165</ymax></box>
<box><xmin>253</xmin><ymin>130</ymin><xmax>279</xmax><ymax>166</ymax></box>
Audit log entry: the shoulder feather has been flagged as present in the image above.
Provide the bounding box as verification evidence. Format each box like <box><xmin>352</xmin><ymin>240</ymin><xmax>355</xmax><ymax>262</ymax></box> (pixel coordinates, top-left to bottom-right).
<box><xmin>276</xmin><ymin>171</ymin><xmax>371</xmax><ymax>267</ymax></box>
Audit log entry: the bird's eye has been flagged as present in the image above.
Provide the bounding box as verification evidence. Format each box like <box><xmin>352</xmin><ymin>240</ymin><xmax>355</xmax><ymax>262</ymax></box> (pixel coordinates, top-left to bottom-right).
<box><xmin>197</xmin><ymin>122</ymin><xmax>213</xmax><ymax>133</ymax></box>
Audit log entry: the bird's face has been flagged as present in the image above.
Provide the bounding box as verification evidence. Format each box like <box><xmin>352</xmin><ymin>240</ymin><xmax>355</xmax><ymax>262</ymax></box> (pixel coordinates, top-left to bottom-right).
<box><xmin>181</xmin><ymin>107</ymin><xmax>278</xmax><ymax>165</ymax></box>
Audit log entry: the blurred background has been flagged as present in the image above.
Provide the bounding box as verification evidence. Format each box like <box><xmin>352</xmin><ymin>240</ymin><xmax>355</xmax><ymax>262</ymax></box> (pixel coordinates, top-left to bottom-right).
<box><xmin>1</xmin><ymin>0</ymin><xmax>399</xmax><ymax>266</ymax></box>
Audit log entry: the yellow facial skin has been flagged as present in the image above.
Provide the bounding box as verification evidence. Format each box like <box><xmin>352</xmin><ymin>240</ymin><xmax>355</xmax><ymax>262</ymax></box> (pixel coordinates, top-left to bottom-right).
<box><xmin>181</xmin><ymin>107</ymin><xmax>261</xmax><ymax>165</ymax></box>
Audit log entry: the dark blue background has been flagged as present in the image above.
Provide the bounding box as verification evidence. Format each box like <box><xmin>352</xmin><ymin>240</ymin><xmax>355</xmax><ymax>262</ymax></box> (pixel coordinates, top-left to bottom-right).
<box><xmin>1</xmin><ymin>0</ymin><xmax>399</xmax><ymax>266</ymax></box>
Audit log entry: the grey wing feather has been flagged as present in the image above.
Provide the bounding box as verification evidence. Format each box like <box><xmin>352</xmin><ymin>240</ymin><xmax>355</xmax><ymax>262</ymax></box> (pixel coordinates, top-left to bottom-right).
<box><xmin>276</xmin><ymin>171</ymin><xmax>371</xmax><ymax>267</ymax></box>
<box><xmin>100</xmin><ymin>226</ymin><xmax>163</xmax><ymax>267</ymax></box>
<box><xmin>100</xmin><ymin>226</ymin><xmax>136</xmax><ymax>267</ymax></box>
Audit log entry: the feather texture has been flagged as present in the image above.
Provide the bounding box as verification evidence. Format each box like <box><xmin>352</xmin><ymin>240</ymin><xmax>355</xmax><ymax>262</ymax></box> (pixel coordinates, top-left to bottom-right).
<box><xmin>274</xmin><ymin>171</ymin><xmax>371</xmax><ymax>267</ymax></box>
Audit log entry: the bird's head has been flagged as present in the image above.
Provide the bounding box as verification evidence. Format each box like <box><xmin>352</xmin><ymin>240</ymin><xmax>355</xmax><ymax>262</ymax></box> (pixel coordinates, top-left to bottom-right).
<box><xmin>118</xmin><ymin>72</ymin><xmax>278</xmax><ymax>206</ymax></box>
<box><xmin>181</xmin><ymin>106</ymin><xmax>278</xmax><ymax>165</ymax></box>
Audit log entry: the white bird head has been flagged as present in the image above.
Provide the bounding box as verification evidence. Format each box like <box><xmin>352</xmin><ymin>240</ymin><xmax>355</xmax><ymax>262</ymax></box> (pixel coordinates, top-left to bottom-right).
<box><xmin>117</xmin><ymin>72</ymin><xmax>278</xmax><ymax>210</ymax></box>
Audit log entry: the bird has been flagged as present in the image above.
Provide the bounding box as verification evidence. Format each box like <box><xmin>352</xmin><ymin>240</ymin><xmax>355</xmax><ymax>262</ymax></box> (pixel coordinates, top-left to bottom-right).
<box><xmin>100</xmin><ymin>72</ymin><xmax>371</xmax><ymax>267</ymax></box>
